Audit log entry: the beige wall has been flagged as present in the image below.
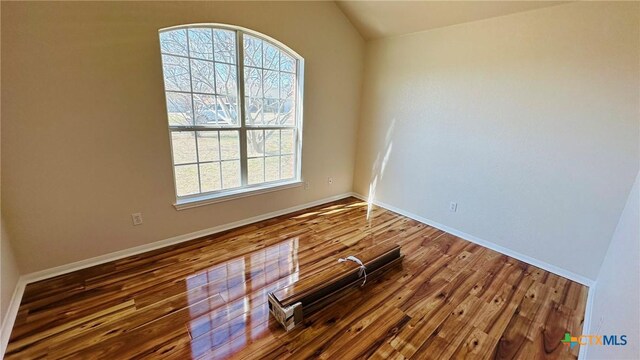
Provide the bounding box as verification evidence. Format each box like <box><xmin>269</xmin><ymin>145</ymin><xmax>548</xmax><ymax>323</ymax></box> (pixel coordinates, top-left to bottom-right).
<box><xmin>353</xmin><ymin>2</ymin><xmax>639</xmax><ymax>280</ymax></box>
<box><xmin>1</xmin><ymin>1</ymin><xmax>638</xmax><ymax>283</ymax></box>
<box><xmin>1</xmin><ymin>1</ymin><xmax>364</xmax><ymax>273</ymax></box>
<box><xmin>587</xmin><ymin>172</ymin><xmax>639</xmax><ymax>359</ymax></box>
<box><xmin>1</xmin><ymin>0</ymin><xmax>23</xmax><ymax>338</ymax></box>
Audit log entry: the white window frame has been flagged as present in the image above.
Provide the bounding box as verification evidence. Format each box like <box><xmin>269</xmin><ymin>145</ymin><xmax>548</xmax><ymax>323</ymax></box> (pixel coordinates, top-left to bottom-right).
<box><xmin>159</xmin><ymin>24</ymin><xmax>305</xmax><ymax>210</ymax></box>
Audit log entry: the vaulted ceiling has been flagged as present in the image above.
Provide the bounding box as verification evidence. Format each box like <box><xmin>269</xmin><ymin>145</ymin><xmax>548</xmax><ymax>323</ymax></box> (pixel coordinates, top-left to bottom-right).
<box><xmin>336</xmin><ymin>1</ymin><xmax>570</xmax><ymax>40</ymax></box>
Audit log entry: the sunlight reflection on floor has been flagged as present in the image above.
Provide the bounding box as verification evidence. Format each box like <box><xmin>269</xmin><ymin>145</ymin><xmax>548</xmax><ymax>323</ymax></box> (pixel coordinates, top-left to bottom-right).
<box><xmin>184</xmin><ymin>237</ymin><xmax>300</xmax><ymax>358</ymax></box>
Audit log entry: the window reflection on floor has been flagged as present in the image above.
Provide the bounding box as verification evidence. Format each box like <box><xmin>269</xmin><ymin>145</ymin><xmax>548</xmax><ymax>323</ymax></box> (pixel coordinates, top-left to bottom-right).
<box><xmin>184</xmin><ymin>237</ymin><xmax>300</xmax><ymax>358</ymax></box>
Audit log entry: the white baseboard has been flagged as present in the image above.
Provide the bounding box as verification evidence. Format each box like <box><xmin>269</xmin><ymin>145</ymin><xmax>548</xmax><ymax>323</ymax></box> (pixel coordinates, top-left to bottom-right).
<box><xmin>352</xmin><ymin>192</ymin><xmax>600</xmax><ymax>358</ymax></box>
<box><xmin>356</xmin><ymin>185</ymin><xmax>600</xmax><ymax>359</ymax></box>
<box><xmin>350</xmin><ymin>192</ymin><xmax>595</xmax><ymax>287</ymax></box>
<box><xmin>578</xmin><ymin>283</ymin><xmax>598</xmax><ymax>360</ymax></box>
<box><xmin>1</xmin><ymin>279</ymin><xmax>26</xmax><ymax>358</ymax></box>
<box><xmin>22</xmin><ymin>192</ymin><xmax>354</xmax><ymax>284</ymax></box>
<box><xmin>0</xmin><ymin>192</ymin><xmax>354</xmax><ymax>359</ymax></box>
<box><xmin>1</xmin><ymin>191</ymin><xmax>597</xmax><ymax>358</ymax></box>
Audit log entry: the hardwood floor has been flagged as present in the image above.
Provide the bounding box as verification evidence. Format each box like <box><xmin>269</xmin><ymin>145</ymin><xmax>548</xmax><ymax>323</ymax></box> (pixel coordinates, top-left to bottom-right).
<box><xmin>5</xmin><ymin>197</ymin><xmax>588</xmax><ymax>359</ymax></box>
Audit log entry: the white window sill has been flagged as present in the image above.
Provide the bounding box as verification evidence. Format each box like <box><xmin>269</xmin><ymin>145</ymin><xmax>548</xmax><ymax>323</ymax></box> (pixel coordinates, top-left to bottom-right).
<box><xmin>174</xmin><ymin>180</ymin><xmax>304</xmax><ymax>210</ymax></box>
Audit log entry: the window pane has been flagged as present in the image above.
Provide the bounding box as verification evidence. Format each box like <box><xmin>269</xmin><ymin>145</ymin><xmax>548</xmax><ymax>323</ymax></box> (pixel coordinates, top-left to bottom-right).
<box><xmin>263</xmin><ymin>42</ymin><xmax>279</xmax><ymax>71</ymax></box>
<box><xmin>265</xmin><ymin>156</ymin><xmax>279</xmax><ymax>182</ymax></box>
<box><xmin>214</xmin><ymin>29</ymin><xmax>236</xmax><ymax>64</ymax></box>
<box><xmin>279</xmin><ymin>99</ymin><xmax>295</xmax><ymax>127</ymax></box>
<box><xmin>188</xmin><ymin>28</ymin><xmax>213</xmax><ymax>60</ymax></box>
<box><xmin>160</xmin><ymin>30</ymin><xmax>188</xmax><ymax>56</ymax></box>
<box><xmin>171</xmin><ymin>131</ymin><xmax>197</xmax><ymax>164</ymax></box>
<box><xmin>262</xmin><ymin>98</ymin><xmax>279</xmax><ymax>125</ymax></box>
<box><xmin>281</xmin><ymin>129</ymin><xmax>294</xmax><ymax>154</ymax></box>
<box><xmin>265</xmin><ymin>130</ymin><xmax>279</xmax><ymax>156</ymax></box>
<box><xmin>162</xmin><ymin>55</ymin><xmax>191</xmax><ymax>92</ymax></box>
<box><xmin>216</xmin><ymin>95</ymin><xmax>238</xmax><ymax>126</ymax></box>
<box><xmin>161</xmin><ymin>28</ymin><xmax>300</xmax><ymax>199</ymax></box>
<box><xmin>263</xmin><ymin>70</ymin><xmax>279</xmax><ymax>99</ymax></box>
<box><xmin>281</xmin><ymin>155</ymin><xmax>294</xmax><ymax>179</ymax></box>
<box><xmin>247</xmin><ymin>130</ymin><xmax>264</xmax><ymax>157</ymax></box>
<box><xmin>221</xmin><ymin>160</ymin><xmax>240</xmax><ymax>189</ymax></box>
<box><xmin>248</xmin><ymin>158</ymin><xmax>264</xmax><ymax>185</ymax></box>
<box><xmin>280</xmin><ymin>73</ymin><xmax>295</xmax><ymax>99</ymax></box>
<box><xmin>243</xmin><ymin>35</ymin><xmax>262</xmax><ymax>67</ymax></box>
<box><xmin>175</xmin><ymin>164</ymin><xmax>199</xmax><ymax>196</ymax></box>
<box><xmin>245</xmin><ymin>97</ymin><xmax>262</xmax><ymax>125</ymax></box>
<box><xmin>193</xmin><ymin>94</ymin><xmax>216</xmax><ymax>125</ymax></box>
<box><xmin>220</xmin><ymin>131</ymin><xmax>239</xmax><ymax>160</ymax></box>
<box><xmin>191</xmin><ymin>59</ymin><xmax>215</xmax><ymax>93</ymax></box>
<box><xmin>280</xmin><ymin>52</ymin><xmax>295</xmax><ymax>72</ymax></box>
<box><xmin>244</xmin><ymin>67</ymin><xmax>263</xmax><ymax>98</ymax></box>
<box><xmin>197</xmin><ymin>131</ymin><xmax>220</xmax><ymax>162</ymax></box>
<box><xmin>215</xmin><ymin>63</ymin><xmax>237</xmax><ymax>95</ymax></box>
<box><xmin>165</xmin><ymin>92</ymin><xmax>193</xmax><ymax>126</ymax></box>
<box><xmin>200</xmin><ymin>162</ymin><xmax>221</xmax><ymax>192</ymax></box>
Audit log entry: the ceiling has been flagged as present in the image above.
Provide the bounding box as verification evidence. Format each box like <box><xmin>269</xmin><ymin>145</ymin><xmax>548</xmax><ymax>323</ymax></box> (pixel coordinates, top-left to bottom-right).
<box><xmin>336</xmin><ymin>1</ymin><xmax>570</xmax><ymax>40</ymax></box>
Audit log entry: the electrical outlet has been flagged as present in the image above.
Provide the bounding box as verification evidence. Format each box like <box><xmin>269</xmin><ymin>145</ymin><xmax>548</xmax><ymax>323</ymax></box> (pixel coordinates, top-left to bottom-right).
<box><xmin>449</xmin><ymin>202</ymin><xmax>458</xmax><ymax>212</ymax></box>
<box><xmin>131</xmin><ymin>213</ymin><xmax>143</xmax><ymax>226</ymax></box>
<box><xmin>327</xmin><ymin>177</ymin><xmax>334</xmax><ymax>185</ymax></box>
<box><xmin>304</xmin><ymin>181</ymin><xmax>310</xmax><ymax>190</ymax></box>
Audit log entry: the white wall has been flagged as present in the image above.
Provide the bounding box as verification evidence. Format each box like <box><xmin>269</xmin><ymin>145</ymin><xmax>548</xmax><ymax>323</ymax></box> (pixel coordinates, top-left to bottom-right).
<box><xmin>587</xmin><ymin>172</ymin><xmax>639</xmax><ymax>359</ymax></box>
<box><xmin>1</xmin><ymin>1</ymin><xmax>364</xmax><ymax>273</ymax></box>
<box><xmin>353</xmin><ymin>1</ymin><xmax>639</xmax><ymax>280</ymax></box>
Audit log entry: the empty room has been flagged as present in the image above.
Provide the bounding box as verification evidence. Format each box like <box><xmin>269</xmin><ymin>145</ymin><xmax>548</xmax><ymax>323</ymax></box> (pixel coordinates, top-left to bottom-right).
<box><xmin>1</xmin><ymin>1</ymin><xmax>638</xmax><ymax>359</ymax></box>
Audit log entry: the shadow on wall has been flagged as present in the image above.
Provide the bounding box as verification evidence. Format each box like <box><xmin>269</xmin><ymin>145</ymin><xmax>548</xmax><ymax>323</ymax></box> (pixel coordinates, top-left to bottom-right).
<box><xmin>367</xmin><ymin>119</ymin><xmax>395</xmax><ymax>220</ymax></box>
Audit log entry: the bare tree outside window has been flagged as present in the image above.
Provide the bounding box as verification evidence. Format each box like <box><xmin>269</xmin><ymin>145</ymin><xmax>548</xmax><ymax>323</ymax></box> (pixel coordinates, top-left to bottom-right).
<box><xmin>160</xmin><ymin>25</ymin><xmax>302</xmax><ymax>200</ymax></box>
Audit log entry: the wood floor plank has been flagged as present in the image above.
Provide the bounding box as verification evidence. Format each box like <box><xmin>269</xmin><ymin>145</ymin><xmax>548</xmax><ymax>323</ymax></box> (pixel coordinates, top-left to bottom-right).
<box><xmin>5</xmin><ymin>197</ymin><xmax>588</xmax><ymax>359</ymax></box>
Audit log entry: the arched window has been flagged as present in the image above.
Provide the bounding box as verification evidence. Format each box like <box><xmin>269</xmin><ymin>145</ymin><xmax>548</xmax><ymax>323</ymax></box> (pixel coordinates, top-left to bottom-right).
<box><xmin>159</xmin><ymin>24</ymin><xmax>304</xmax><ymax>208</ymax></box>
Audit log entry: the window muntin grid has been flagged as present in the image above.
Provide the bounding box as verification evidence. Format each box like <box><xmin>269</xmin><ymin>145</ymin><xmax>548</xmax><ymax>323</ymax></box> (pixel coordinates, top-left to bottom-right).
<box><xmin>160</xmin><ymin>25</ymin><xmax>303</xmax><ymax>199</ymax></box>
